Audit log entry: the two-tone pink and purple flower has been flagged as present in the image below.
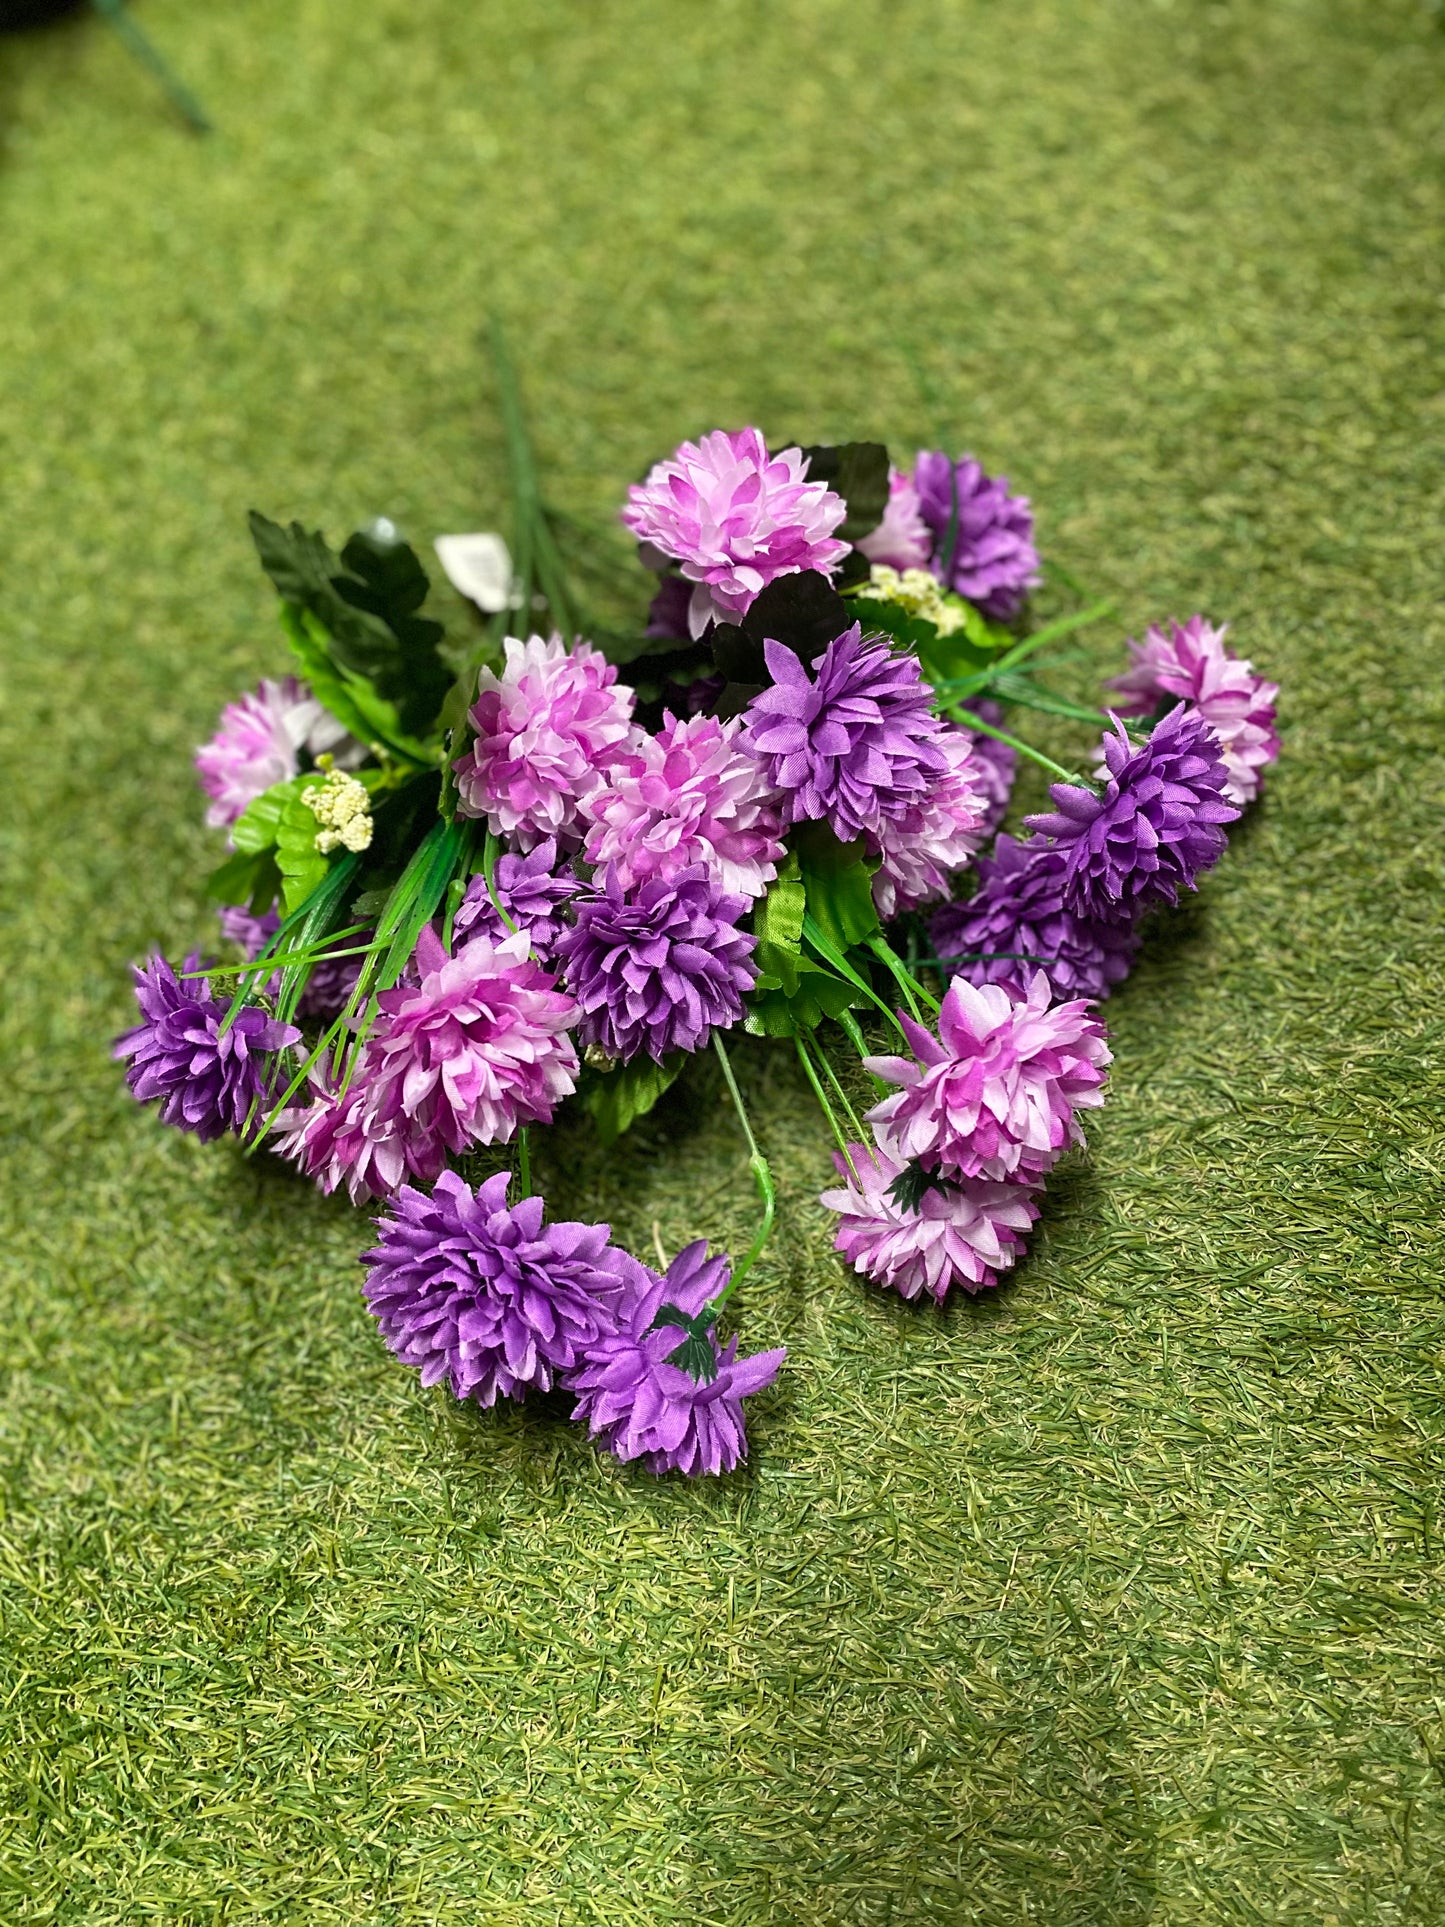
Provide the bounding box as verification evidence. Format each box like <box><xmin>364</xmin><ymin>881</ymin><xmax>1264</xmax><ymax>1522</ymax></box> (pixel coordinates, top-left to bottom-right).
<box><xmin>821</xmin><ymin>1143</ymin><xmax>1040</xmax><ymax>1304</ymax></box>
<box><xmin>452</xmin><ymin>634</ymin><xmax>635</xmax><ymax>851</ymax></box>
<box><xmin>865</xmin><ymin>971</ymin><xmax>1111</xmax><ymax>1185</ymax></box>
<box><xmin>621</xmin><ymin>428</ymin><xmax>849</xmax><ymax>637</ymax></box>
<box><xmin>1107</xmin><ymin>615</ymin><xmax>1280</xmax><ymax>806</ymax></box>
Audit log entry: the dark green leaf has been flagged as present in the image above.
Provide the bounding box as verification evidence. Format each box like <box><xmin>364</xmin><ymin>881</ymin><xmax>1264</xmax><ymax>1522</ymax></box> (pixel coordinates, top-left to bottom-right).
<box><xmin>249</xmin><ymin>511</ymin><xmax>451</xmax><ymax>737</ymax></box>
<box><xmin>744</xmin><ymin>959</ymin><xmax>864</xmax><ymax>1036</ymax></box>
<box><xmin>792</xmin><ymin>441</ymin><xmax>889</xmax><ymax>546</ymax></box>
<box><xmin>736</xmin><ymin>569</ymin><xmax>852</xmax><ymax>664</ymax></box>
<box><xmin>711</xmin><ymin>622</ymin><xmax>769</xmax><ymax>685</ymax></box>
<box><xmin>584</xmin><ymin>1051</ymin><xmax>686</xmax><ymax>1147</ymax></box>
<box><xmin>793</xmin><ymin>820</ymin><xmax>880</xmax><ymax>950</ymax></box>
<box><xmin>751</xmin><ymin>851</ymin><xmax>805</xmax><ymax>995</ymax></box>
<box><xmin>648</xmin><ymin>1304</ymin><xmax>719</xmax><ymax>1384</ymax></box>
<box><xmin>206</xmin><ymin>847</ymin><xmax>281</xmax><ymax>914</ymax></box>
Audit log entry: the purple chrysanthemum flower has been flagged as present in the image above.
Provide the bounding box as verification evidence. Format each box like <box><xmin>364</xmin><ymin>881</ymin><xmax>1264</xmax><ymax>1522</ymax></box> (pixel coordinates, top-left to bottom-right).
<box><xmin>869</xmin><ymin>724</ymin><xmax>988</xmax><ymax>919</ymax></box>
<box><xmin>361</xmin><ymin>1170</ymin><xmax>629</xmax><ymax>1409</ymax></box>
<box><xmin>452</xmin><ymin>635</ymin><xmax>636</xmax><ymax>851</ymax></box>
<box><xmin>930</xmin><ymin>834</ymin><xmax>1140</xmax><ymax>1004</ymax></box>
<box><xmin>195</xmin><ymin>676</ymin><xmax>355</xmax><ymax>833</ymax></box>
<box><xmin>621</xmin><ymin>428</ymin><xmax>849</xmax><ymax>638</ymax></box>
<box><xmin>820</xmin><ymin>1143</ymin><xmax>1040</xmax><ymax>1303</ymax></box>
<box><xmin>557</xmin><ymin>865</ymin><xmax>756</xmax><ymax>1064</ymax></box>
<box><xmin>856</xmin><ymin>465</ymin><xmax>932</xmax><ymax>571</ymax></box>
<box><xmin>865</xmin><ymin>970</ymin><xmax>1111</xmax><ymax>1184</ymax></box>
<box><xmin>219</xmin><ymin>903</ymin><xmax>280</xmax><ymax>956</ymax></box>
<box><xmin>276</xmin><ymin>927</ymin><xmax>579</xmax><ymax>1203</ymax></box>
<box><xmin>1025</xmin><ymin>707</ymin><xmax>1240</xmax><ymax>922</ymax></box>
<box><xmin>1107</xmin><ymin>615</ymin><xmax>1280</xmax><ymax>806</ymax></box>
<box><xmin>115</xmin><ymin>953</ymin><xmax>299</xmax><ymax>1143</ymax></box>
<box><xmin>741</xmin><ymin>625</ymin><xmax>949</xmax><ymax>844</ymax></box>
<box><xmin>913</xmin><ymin>451</ymin><xmax>1040</xmax><ymax>622</ymax></box>
<box><xmin>218</xmin><ymin>902</ymin><xmax>366</xmax><ymax>1021</ymax></box>
<box><xmin>566</xmin><ymin>1241</ymin><xmax>786</xmax><ymax>1477</ymax></box>
<box><xmin>452</xmin><ymin>838</ymin><xmax>579</xmax><ymax>969</ymax></box>
<box><xmin>581</xmin><ymin>712</ymin><xmax>785</xmax><ymax>901</ymax></box>
<box><xmin>956</xmin><ymin>699</ymin><xmax>1018</xmax><ymax>836</ymax></box>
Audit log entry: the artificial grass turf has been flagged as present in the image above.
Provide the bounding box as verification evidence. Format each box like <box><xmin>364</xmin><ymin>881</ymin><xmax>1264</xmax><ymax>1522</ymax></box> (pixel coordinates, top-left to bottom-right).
<box><xmin>1</xmin><ymin>0</ymin><xmax>1444</xmax><ymax>1918</ymax></box>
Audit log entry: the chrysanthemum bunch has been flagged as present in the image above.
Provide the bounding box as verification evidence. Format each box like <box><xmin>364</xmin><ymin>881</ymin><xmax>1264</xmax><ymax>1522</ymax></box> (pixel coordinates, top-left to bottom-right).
<box><xmin>119</xmin><ymin>382</ymin><xmax>1279</xmax><ymax>1479</ymax></box>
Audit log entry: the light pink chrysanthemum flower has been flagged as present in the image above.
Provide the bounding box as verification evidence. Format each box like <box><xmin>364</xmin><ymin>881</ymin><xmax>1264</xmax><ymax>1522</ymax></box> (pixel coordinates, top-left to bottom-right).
<box><xmin>856</xmin><ymin>465</ymin><xmax>932</xmax><ymax>571</ymax></box>
<box><xmin>865</xmin><ymin>970</ymin><xmax>1111</xmax><ymax>1184</ymax></box>
<box><xmin>453</xmin><ymin>634</ymin><xmax>636</xmax><ymax>850</ymax></box>
<box><xmin>1107</xmin><ymin>615</ymin><xmax>1280</xmax><ymax>806</ymax></box>
<box><xmin>820</xmin><ymin>1142</ymin><xmax>1040</xmax><ymax>1303</ymax></box>
<box><xmin>869</xmin><ymin>725</ymin><xmax>989</xmax><ymax>919</ymax></box>
<box><xmin>580</xmin><ymin>712</ymin><xmax>786</xmax><ymax>900</ymax></box>
<box><xmin>621</xmin><ymin>428</ymin><xmax>849</xmax><ymax>638</ymax></box>
<box><xmin>195</xmin><ymin>676</ymin><xmax>354</xmax><ymax>832</ymax></box>
<box><xmin>276</xmin><ymin>927</ymin><xmax>579</xmax><ymax>1204</ymax></box>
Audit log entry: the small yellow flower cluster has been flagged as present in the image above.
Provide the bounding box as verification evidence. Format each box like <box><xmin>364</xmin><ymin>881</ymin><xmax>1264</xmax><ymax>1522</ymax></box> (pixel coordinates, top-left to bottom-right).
<box><xmin>303</xmin><ymin>765</ymin><xmax>373</xmax><ymax>854</ymax></box>
<box><xmin>867</xmin><ymin>564</ymin><xmax>972</xmax><ymax>639</ymax></box>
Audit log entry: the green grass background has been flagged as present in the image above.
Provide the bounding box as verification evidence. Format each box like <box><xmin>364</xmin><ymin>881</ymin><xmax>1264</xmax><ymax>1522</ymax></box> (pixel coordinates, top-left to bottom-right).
<box><xmin>2</xmin><ymin>1</ymin><xmax>1444</xmax><ymax>1919</ymax></box>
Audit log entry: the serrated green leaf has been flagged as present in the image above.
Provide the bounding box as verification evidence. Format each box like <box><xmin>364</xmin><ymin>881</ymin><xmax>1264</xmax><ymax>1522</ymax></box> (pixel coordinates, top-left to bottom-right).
<box><xmin>249</xmin><ymin>511</ymin><xmax>451</xmax><ymax>739</ymax></box>
<box><xmin>275</xmin><ymin>787</ymin><xmax>330</xmax><ymax>915</ymax></box>
<box><xmin>751</xmin><ymin>851</ymin><xmax>805</xmax><ymax>995</ymax></box>
<box><xmin>584</xmin><ymin>1051</ymin><xmax>686</xmax><ymax>1147</ymax></box>
<box><xmin>793</xmin><ymin>820</ymin><xmax>880</xmax><ymax>950</ymax></box>
<box><xmin>230</xmin><ymin>775</ymin><xmax>311</xmax><ymax>856</ymax></box>
<box><xmin>744</xmin><ymin>959</ymin><xmax>863</xmax><ymax>1036</ymax></box>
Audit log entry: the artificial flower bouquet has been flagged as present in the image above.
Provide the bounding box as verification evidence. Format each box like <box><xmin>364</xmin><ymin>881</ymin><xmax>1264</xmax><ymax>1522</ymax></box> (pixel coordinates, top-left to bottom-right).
<box><xmin>117</xmin><ymin>362</ymin><xmax>1280</xmax><ymax>1479</ymax></box>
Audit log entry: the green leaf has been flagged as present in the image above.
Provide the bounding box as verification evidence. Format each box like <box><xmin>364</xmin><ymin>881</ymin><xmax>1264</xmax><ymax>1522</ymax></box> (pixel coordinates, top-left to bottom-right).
<box><xmin>275</xmin><ymin>786</ymin><xmax>330</xmax><ymax>915</ymax></box>
<box><xmin>848</xmin><ymin>593</ymin><xmax>1004</xmax><ymax>693</ymax></box>
<box><xmin>790</xmin><ymin>441</ymin><xmax>889</xmax><ymax>546</ymax></box>
<box><xmin>230</xmin><ymin>775</ymin><xmax>308</xmax><ymax>856</ymax></box>
<box><xmin>205</xmin><ymin>847</ymin><xmax>281</xmax><ymax>914</ymax></box>
<box><xmin>277</xmin><ymin>605</ymin><xmax>439</xmax><ymax>766</ymax></box>
<box><xmin>744</xmin><ymin>959</ymin><xmax>863</xmax><ymax>1036</ymax></box>
<box><xmin>793</xmin><ymin>820</ymin><xmax>880</xmax><ymax>950</ymax></box>
<box><xmin>584</xmin><ymin>1052</ymin><xmax>686</xmax><ymax>1147</ymax></box>
<box><xmin>249</xmin><ymin>511</ymin><xmax>451</xmax><ymax>738</ymax></box>
<box><xmin>751</xmin><ymin>851</ymin><xmax>805</xmax><ymax>995</ymax></box>
<box><xmin>648</xmin><ymin>1304</ymin><xmax>719</xmax><ymax>1384</ymax></box>
<box><xmin>714</xmin><ymin>568</ymin><xmax>853</xmax><ymax>668</ymax></box>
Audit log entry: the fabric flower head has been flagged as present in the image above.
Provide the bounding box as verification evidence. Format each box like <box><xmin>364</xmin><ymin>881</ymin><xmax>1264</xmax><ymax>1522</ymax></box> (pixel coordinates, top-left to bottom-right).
<box><xmin>195</xmin><ymin>676</ymin><xmax>354</xmax><ymax>833</ymax></box>
<box><xmin>362</xmin><ymin>1170</ymin><xmax>628</xmax><ymax>1409</ymax></box>
<box><xmin>621</xmin><ymin>428</ymin><xmax>849</xmax><ymax>638</ymax></box>
<box><xmin>821</xmin><ymin>1143</ymin><xmax>1040</xmax><ymax>1303</ymax></box>
<box><xmin>1025</xmin><ymin>706</ymin><xmax>1239</xmax><ymax>921</ymax></box>
<box><xmin>277</xmin><ymin>926</ymin><xmax>579</xmax><ymax>1203</ymax></box>
<box><xmin>452</xmin><ymin>838</ymin><xmax>579</xmax><ymax>969</ymax></box>
<box><xmin>558</xmin><ymin>865</ymin><xmax>756</xmax><ymax>1065</ymax></box>
<box><xmin>930</xmin><ymin>833</ymin><xmax>1139</xmax><ymax>1004</ymax></box>
<box><xmin>566</xmin><ymin>1241</ymin><xmax>786</xmax><ymax>1477</ymax></box>
<box><xmin>1107</xmin><ymin>615</ymin><xmax>1280</xmax><ymax>806</ymax></box>
<box><xmin>115</xmin><ymin>953</ymin><xmax>299</xmax><ymax>1143</ymax></box>
<box><xmin>453</xmin><ymin>634</ymin><xmax>635</xmax><ymax>850</ymax></box>
<box><xmin>913</xmin><ymin>452</ymin><xmax>1040</xmax><ymax>622</ymax></box>
<box><xmin>741</xmin><ymin>624</ymin><xmax>949</xmax><ymax>845</ymax></box>
<box><xmin>865</xmin><ymin>970</ymin><xmax>1110</xmax><ymax>1184</ymax></box>
<box><xmin>869</xmin><ymin>724</ymin><xmax>988</xmax><ymax>920</ymax></box>
<box><xmin>856</xmin><ymin>465</ymin><xmax>932</xmax><ymax>571</ymax></box>
<box><xmin>581</xmin><ymin>712</ymin><xmax>784</xmax><ymax>901</ymax></box>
